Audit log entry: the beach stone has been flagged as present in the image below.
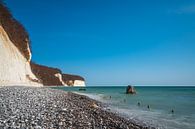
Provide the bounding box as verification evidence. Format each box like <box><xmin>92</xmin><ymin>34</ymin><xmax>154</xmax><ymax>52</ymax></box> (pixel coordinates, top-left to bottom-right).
<box><xmin>90</xmin><ymin>102</ymin><xmax>99</xmax><ymax>108</ymax></box>
<box><xmin>0</xmin><ymin>86</ymin><xmax>148</xmax><ymax>129</ymax></box>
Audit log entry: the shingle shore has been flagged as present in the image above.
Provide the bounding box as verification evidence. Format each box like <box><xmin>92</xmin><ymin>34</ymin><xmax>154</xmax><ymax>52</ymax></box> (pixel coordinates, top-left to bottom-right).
<box><xmin>0</xmin><ymin>86</ymin><xmax>149</xmax><ymax>129</ymax></box>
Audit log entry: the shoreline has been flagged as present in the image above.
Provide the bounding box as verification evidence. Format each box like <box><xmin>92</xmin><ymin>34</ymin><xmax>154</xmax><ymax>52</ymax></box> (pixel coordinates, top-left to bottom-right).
<box><xmin>0</xmin><ymin>86</ymin><xmax>149</xmax><ymax>129</ymax></box>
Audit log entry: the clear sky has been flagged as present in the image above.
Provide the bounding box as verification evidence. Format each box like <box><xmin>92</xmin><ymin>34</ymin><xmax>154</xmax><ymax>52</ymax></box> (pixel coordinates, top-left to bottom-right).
<box><xmin>5</xmin><ymin>0</ymin><xmax>195</xmax><ymax>86</ymax></box>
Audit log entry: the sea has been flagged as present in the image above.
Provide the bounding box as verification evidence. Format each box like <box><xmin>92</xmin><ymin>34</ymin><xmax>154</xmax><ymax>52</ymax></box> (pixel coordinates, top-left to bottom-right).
<box><xmin>52</xmin><ymin>86</ymin><xmax>195</xmax><ymax>129</ymax></box>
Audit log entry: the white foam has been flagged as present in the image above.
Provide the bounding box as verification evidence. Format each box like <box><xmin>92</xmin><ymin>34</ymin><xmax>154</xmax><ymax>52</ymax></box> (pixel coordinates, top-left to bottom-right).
<box><xmin>75</xmin><ymin>91</ymin><xmax>195</xmax><ymax>129</ymax></box>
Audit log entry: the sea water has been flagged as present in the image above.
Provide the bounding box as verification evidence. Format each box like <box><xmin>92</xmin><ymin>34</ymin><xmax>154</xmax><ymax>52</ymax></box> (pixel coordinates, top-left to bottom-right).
<box><xmin>53</xmin><ymin>86</ymin><xmax>195</xmax><ymax>129</ymax></box>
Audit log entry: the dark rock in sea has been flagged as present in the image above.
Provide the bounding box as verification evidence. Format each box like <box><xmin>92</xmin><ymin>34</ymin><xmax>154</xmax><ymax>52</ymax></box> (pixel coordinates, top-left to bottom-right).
<box><xmin>126</xmin><ymin>85</ymin><xmax>136</xmax><ymax>94</ymax></box>
<box><xmin>79</xmin><ymin>88</ymin><xmax>86</xmax><ymax>91</ymax></box>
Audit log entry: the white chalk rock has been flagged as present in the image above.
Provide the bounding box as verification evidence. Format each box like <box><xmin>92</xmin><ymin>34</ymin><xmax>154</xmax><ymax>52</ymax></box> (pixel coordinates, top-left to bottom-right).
<box><xmin>0</xmin><ymin>26</ymin><xmax>42</xmax><ymax>86</ymax></box>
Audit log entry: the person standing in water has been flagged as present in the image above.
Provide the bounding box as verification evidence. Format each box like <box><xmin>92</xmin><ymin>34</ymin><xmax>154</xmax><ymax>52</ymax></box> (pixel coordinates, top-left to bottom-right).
<box><xmin>109</xmin><ymin>96</ymin><xmax>112</xmax><ymax>99</ymax></box>
<box><xmin>171</xmin><ymin>109</ymin><xmax>174</xmax><ymax>114</ymax></box>
<box><xmin>147</xmin><ymin>105</ymin><xmax>150</xmax><ymax>110</ymax></box>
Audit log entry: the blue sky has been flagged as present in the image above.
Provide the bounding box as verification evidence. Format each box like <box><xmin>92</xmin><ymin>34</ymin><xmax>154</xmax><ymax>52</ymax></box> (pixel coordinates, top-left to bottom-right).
<box><xmin>5</xmin><ymin>0</ymin><xmax>195</xmax><ymax>85</ymax></box>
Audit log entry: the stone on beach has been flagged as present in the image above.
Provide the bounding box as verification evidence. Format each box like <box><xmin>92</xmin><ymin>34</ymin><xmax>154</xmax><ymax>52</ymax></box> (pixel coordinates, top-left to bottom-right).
<box><xmin>0</xmin><ymin>86</ymin><xmax>145</xmax><ymax>129</ymax></box>
<box><xmin>90</xmin><ymin>102</ymin><xmax>99</xmax><ymax>108</ymax></box>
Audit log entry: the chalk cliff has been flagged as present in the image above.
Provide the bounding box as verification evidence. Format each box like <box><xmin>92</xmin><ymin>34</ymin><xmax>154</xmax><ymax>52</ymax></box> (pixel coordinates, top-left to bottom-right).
<box><xmin>30</xmin><ymin>63</ymin><xmax>85</xmax><ymax>86</ymax></box>
<box><xmin>0</xmin><ymin>25</ymin><xmax>41</xmax><ymax>86</ymax></box>
<box><xmin>0</xmin><ymin>2</ymin><xmax>85</xmax><ymax>87</ymax></box>
<box><xmin>62</xmin><ymin>74</ymin><xmax>85</xmax><ymax>86</ymax></box>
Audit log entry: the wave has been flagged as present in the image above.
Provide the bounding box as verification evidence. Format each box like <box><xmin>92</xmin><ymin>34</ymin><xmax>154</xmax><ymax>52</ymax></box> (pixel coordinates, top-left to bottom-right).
<box><xmin>74</xmin><ymin>92</ymin><xmax>195</xmax><ymax>129</ymax></box>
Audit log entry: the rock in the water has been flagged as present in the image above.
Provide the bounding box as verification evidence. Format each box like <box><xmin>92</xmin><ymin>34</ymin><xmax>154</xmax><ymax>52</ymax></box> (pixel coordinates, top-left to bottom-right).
<box><xmin>79</xmin><ymin>88</ymin><xmax>86</xmax><ymax>91</ymax></box>
<box><xmin>126</xmin><ymin>85</ymin><xmax>136</xmax><ymax>94</ymax></box>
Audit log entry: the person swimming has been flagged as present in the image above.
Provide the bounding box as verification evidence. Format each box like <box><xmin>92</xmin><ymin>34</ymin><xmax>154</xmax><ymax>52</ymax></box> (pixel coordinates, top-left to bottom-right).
<box><xmin>109</xmin><ymin>96</ymin><xmax>111</xmax><ymax>99</ymax></box>
<box><xmin>147</xmin><ymin>105</ymin><xmax>150</xmax><ymax>109</ymax></box>
<box><xmin>171</xmin><ymin>109</ymin><xmax>174</xmax><ymax>114</ymax></box>
<box><xmin>137</xmin><ymin>102</ymin><xmax>140</xmax><ymax>106</ymax></box>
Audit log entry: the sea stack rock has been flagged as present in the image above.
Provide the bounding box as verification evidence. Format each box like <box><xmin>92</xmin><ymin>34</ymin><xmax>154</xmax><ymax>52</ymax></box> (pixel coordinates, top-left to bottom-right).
<box><xmin>126</xmin><ymin>85</ymin><xmax>136</xmax><ymax>94</ymax></box>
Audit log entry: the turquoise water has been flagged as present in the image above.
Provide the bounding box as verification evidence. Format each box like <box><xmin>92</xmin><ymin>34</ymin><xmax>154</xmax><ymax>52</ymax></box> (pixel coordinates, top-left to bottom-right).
<box><xmin>53</xmin><ymin>86</ymin><xmax>195</xmax><ymax>129</ymax></box>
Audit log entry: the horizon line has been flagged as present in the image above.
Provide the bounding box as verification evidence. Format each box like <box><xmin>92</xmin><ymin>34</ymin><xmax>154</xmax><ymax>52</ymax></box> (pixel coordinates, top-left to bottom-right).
<box><xmin>85</xmin><ymin>85</ymin><xmax>195</xmax><ymax>87</ymax></box>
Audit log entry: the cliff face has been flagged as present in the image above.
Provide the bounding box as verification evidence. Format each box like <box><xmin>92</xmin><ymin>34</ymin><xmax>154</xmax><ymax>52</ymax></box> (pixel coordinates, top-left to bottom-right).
<box><xmin>0</xmin><ymin>25</ymin><xmax>41</xmax><ymax>86</ymax></box>
<box><xmin>0</xmin><ymin>2</ymin><xmax>85</xmax><ymax>87</ymax></box>
<box><xmin>62</xmin><ymin>74</ymin><xmax>85</xmax><ymax>86</ymax></box>
<box><xmin>30</xmin><ymin>63</ymin><xmax>85</xmax><ymax>86</ymax></box>
<box><xmin>0</xmin><ymin>3</ymin><xmax>31</xmax><ymax>61</ymax></box>
<box><xmin>30</xmin><ymin>63</ymin><xmax>65</xmax><ymax>86</ymax></box>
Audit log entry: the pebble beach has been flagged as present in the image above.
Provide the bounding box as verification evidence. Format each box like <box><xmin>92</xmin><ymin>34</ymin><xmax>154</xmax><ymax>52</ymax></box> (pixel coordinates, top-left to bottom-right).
<box><xmin>0</xmin><ymin>86</ymin><xmax>147</xmax><ymax>129</ymax></box>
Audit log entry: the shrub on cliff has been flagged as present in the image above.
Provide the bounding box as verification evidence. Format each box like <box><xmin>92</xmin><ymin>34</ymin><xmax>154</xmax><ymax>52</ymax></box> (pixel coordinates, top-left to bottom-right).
<box><xmin>30</xmin><ymin>62</ymin><xmax>64</xmax><ymax>86</ymax></box>
<box><xmin>0</xmin><ymin>1</ymin><xmax>31</xmax><ymax>60</ymax></box>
